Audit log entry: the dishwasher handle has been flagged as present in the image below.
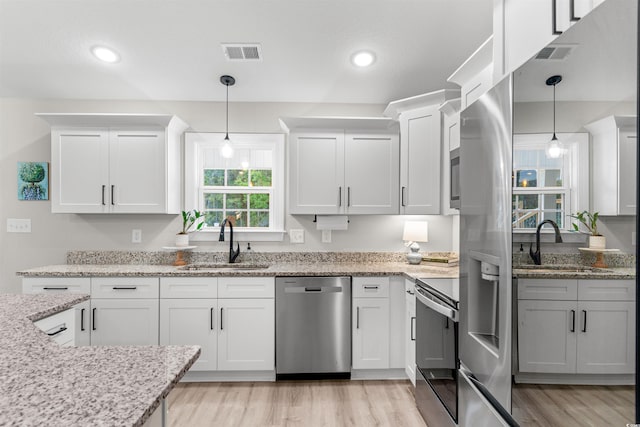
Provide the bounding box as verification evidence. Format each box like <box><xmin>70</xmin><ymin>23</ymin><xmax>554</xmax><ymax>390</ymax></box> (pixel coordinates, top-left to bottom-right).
<box><xmin>284</xmin><ymin>286</ymin><xmax>344</xmax><ymax>294</ymax></box>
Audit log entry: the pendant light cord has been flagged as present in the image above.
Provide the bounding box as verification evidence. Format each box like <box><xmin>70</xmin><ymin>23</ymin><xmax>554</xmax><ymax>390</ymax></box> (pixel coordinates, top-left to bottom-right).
<box><xmin>553</xmin><ymin>82</ymin><xmax>557</xmax><ymax>137</ymax></box>
<box><xmin>225</xmin><ymin>82</ymin><xmax>229</xmax><ymax>140</ymax></box>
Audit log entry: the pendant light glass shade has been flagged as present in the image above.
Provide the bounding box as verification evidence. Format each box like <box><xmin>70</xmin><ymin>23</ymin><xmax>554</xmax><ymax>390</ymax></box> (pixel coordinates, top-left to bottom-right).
<box><xmin>220</xmin><ymin>75</ymin><xmax>235</xmax><ymax>159</ymax></box>
<box><xmin>545</xmin><ymin>75</ymin><xmax>565</xmax><ymax>159</ymax></box>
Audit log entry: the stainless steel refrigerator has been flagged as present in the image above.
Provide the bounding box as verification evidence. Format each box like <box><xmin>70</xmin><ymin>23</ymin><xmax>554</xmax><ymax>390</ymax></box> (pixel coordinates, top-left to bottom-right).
<box><xmin>458</xmin><ymin>75</ymin><xmax>518</xmax><ymax>426</ymax></box>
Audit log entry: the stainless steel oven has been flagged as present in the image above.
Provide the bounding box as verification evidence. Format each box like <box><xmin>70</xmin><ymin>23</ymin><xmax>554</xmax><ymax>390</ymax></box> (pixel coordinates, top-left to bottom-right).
<box><xmin>414</xmin><ymin>278</ymin><xmax>459</xmax><ymax>427</ymax></box>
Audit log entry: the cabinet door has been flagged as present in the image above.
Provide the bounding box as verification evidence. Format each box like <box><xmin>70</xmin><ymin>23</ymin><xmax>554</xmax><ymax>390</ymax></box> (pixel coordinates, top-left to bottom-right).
<box><xmin>504</xmin><ymin>0</ymin><xmax>559</xmax><ymax>74</ymax></box>
<box><xmin>352</xmin><ymin>297</ymin><xmax>390</xmax><ymax>369</ymax></box>
<box><xmin>51</xmin><ymin>128</ymin><xmax>109</xmax><ymax>213</ymax></box>
<box><xmin>160</xmin><ymin>299</ymin><xmax>217</xmax><ymax>371</ymax></box>
<box><xmin>576</xmin><ymin>301</ymin><xmax>635</xmax><ymax>374</ymax></box>
<box><xmin>109</xmin><ymin>130</ymin><xmax>166</xmax><ymax>213</ymax></box>
<box><xmin>405</xmin><ymin>288</ymin><xmax>416</xmax><ymax>386</ymax></box>
<box><xmin>399</xmin><ymin>107</ymin><xmax>441</xmax><ymax>214</ymax></box>
<box><xmin>217</xmin><ymin>299</ymin><xmax>275</xmax><ymax>371</ymax></box>
<box><xmin>344</xmin><ymin>133</ymin><xmax>399</xmax><ymax>214</ymax></box>
<box><xmin>90</xmin><ymin>299</ymin><xmax>159</xmax><ymax>346</ymax></box>
<box><xmin>517</xmin><ymin>300</ymin><xmax>577</xmax><ymax>374</ymax></box>
<box><xmin>618</xmin><ymin>130</ymin><xmax>637</xmax><ymax>215</ymax></box>
<box><xmin>75</xmin><ymin>300</ymin><xmax>91</xmax><ymax>347</ymax></box>
<box><xmin>289</xmin><ymin>132</ymin><xmax>345</xmax><ymax>214</ymax></box>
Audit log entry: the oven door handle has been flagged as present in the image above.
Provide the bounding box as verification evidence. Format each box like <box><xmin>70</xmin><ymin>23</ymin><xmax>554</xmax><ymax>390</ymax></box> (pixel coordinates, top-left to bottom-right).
<box><xmin>416</xmin><ymin>288</ymin><xmax>457</xmax><ymax>321</ymax></box>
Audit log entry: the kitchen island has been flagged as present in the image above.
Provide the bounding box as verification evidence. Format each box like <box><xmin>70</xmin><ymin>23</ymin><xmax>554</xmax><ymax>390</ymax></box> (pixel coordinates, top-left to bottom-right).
<box><xmin>0</xmin><ymin>293</ymin><xmax>200</xmax><ymax>426</ymax></box>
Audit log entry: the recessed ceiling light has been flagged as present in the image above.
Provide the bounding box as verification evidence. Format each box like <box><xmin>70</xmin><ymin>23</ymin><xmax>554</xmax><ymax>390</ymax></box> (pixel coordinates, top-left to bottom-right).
<box><xmin>351</xmin><ymin>51</ymin><xmax>376</xmax><ymax>67</ymax></box>
<box><xmin>91</xmin><ymin>46</ymin><xmax>120</xmax><ymax>63</ymax></box>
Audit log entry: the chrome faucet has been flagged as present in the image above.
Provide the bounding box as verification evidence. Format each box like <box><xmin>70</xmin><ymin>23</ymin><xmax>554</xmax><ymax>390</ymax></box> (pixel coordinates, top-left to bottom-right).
<box><xmin>529</xmin><ymin>219</ymin><xmax>563</xmax><ymax>265</ymax></box>
<box><xmin>219</xmin><ymin>218</ymin><xmax>241</xmax><ymax>263</ymax></box>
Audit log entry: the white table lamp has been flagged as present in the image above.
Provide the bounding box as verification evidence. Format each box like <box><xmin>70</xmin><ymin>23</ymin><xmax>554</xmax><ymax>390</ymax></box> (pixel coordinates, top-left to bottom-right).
<box><xmin>403</xmin><ymin>221</ymin><xmax>429</xmax><ymax>265</ymax></box>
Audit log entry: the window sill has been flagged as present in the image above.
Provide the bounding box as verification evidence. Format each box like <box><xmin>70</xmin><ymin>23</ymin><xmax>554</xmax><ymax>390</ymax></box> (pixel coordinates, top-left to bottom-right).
<box><xmin>190</xmin><ymin>229</ymin><xmax>287</xmax><ymax>243</ymax></box>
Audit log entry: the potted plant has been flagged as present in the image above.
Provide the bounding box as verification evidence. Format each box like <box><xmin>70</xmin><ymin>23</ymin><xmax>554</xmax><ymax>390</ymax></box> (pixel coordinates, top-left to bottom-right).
<box><xmin>570</xmin><ymin>210</ymin><xmax>605</xmax><ymax>249</ymax></box>
<box><xmin>175</xmin><ymin>210</ymin><xmax>204</xmax><ymax>247</ymax></box>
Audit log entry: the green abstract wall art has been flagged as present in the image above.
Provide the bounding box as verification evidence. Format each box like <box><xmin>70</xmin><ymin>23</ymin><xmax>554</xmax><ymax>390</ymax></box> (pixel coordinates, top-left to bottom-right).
<box><xmin>17</xmin><ymin>162</ymin><xmax>48</xmax><ymax>201</ymax></box>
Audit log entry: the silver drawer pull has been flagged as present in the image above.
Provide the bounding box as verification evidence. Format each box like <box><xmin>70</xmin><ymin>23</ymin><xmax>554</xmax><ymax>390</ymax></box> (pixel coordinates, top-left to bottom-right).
<box><xmin>43</xmin><ymin>287</ymin><xmax>68</xmax><ymax>290</ymax></box>
<box><xmin>363</xmin><ymin>285</ymin><xmax>379</xmax><ymax>290</ymax></box>
<box><xmin>112</xmin><ymin>286</ymin><xmax>137</xmax><ymax>290</ymax></box>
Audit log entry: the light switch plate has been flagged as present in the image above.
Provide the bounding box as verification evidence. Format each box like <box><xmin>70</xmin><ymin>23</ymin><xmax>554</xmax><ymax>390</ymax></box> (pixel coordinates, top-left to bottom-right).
<box><xmin>7</xmin><ymin>218</ymin><xmax>31</xmax><ymax>233</ymax></box>
<box><xmin>289</xmin><ymin>229</ymin><xmax>304</xmax><ymax>244</ymax></box>
<box><xmin>322</xmin><ymin>229</ymin><xmax>332</xmax><ymax>243</ymax></box>
<box><xmin>132</xmin><ymin>229</ymin><xmax>142</xmax><ymax>243</ymax></box>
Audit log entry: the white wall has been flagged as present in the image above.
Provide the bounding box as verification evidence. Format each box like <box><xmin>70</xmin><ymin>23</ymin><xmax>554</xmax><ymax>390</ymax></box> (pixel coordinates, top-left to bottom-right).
<box><xmin>0</xmin><ymin>98</ymin><xmax>454</xmax><ymax>293</ymax></box>
<box><xmin>513</xmin><ymin>100</ymin><xmax>637</xmax><ymax>254</ymax></box>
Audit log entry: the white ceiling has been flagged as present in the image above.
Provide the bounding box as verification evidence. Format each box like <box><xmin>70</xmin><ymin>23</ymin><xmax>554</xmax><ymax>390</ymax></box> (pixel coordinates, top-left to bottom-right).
<box><xmin>0</xmin><ymin>0</ymin><xmax>493</xmax><ymax>104</ymax></box>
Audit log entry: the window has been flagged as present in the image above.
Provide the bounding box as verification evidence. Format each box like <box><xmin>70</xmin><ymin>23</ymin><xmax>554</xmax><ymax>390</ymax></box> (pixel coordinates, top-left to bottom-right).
<box><xmin>512</xmin><ymin>133</ymin><xmax>589</xmax><ymax>232</ymax></box>
<box><xmin>185</xmin><ymin>133</ymin><xmax>285</xmax><ymax>241</ymax></box>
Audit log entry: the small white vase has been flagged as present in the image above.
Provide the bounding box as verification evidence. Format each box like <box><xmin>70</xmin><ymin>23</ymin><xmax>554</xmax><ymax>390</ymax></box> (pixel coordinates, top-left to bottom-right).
<box><xmin>588</xmin><ymin>235</ymin><xmax>606</xmax><ymax>250</ymax></box>
<box><xmin>175</xmin><ymin>233</ymin><xmax>189</xmax><ymax>247</ymax></box>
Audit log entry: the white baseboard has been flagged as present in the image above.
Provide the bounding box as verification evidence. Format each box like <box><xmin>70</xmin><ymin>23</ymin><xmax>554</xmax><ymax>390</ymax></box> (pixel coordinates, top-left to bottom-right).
<box><xmin>181</xmin><ymin>370</ymin><xmax>276</xmax><ymax>382</ymax></box>
<box><xmin>514</xmin><ymin>373</ymin><xmax>634</xmax><ymax>385</ymax></box>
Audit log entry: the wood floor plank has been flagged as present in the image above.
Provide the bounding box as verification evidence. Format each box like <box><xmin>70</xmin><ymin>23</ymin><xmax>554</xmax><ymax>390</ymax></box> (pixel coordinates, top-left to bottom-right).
<box><xmin>167</xmin><ymin>380</ymin><xmax>427</xmax><ymax>427</ymax></box>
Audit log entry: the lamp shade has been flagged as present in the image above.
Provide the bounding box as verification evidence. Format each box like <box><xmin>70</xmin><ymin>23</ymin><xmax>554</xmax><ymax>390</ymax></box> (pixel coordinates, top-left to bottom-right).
<box><xmin>403</xmin><ymin>221</ymin><xmax>429</xmax><ymax>243</ymax></box>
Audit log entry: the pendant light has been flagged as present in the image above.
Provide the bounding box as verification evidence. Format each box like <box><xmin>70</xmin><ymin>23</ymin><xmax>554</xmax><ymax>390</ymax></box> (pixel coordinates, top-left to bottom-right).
<box><xmin>220</xmin><ymin>75</ymin><xmax>235</xmax><ymax>159</ymax></box>
<box><xmin>545</xmin><ymin>75</ymin><xmax>565</xmax><ymax>158</ymax></box>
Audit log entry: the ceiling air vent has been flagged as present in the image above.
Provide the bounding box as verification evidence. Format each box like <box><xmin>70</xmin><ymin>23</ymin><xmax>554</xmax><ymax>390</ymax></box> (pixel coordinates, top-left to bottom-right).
<box><xmin>534</xmin><ymin>44</ymin><xmax>576</xmax><ymax>61</ymax></box>
<box><xmin>221</xmin><ymin>43</ymin><xmax>262</xmax><ymax>61</ymax></box>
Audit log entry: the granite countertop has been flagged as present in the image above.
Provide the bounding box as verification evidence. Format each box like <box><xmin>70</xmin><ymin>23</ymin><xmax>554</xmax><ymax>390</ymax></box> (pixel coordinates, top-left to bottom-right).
<box><xmin>512</xmin><ymin>266</ymin><xmax>635</xmax><ymax>279</ymax></box>
<box><xmin>0</xmin><ymin>293</ymin><xmax>200</xmax><ymax>426</ymax></box>
<box><xmin>16</xmin><ymin>261</ymin><xmax>460</xmax><ymax>280</ymax></box>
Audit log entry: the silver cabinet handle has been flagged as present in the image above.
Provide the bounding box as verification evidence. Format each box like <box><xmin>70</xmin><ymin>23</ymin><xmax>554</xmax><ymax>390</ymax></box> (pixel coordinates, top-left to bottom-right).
<box><xmin>411</xmin><ymin>316</ymin><xmax>416</xmax><ymax>341</ymax></box>
<box><xmin>111</xmin><ymin>185</ymin><xmax>115</xmax><ymax>205</ymax></box>
<box><xmin>363</xmin><ymin>285</ymin><xmax>379</xmax><ymax>290</ymax></box>
<box><xmin>406</xmin><ymin>289</ymin><xmax>415</xmax><ymax>295</ymax></box>
<box><xmin>102</xmin><ymin>185</ymin><xmax>106</xmax><ymax>205</ymax></box>
<box><xmin>347</xmin><ymin>187</ymin><xmax>351</xmax><ymax>207</ymax></box>
<box><xmin>338</xmin><ymin>187</ymin><xmax>342</xmax><ymax>207</ymax></box>
<box><xmin>220</xmin><ymin>307</ymin><xmax>224</xmax><ymax>330</ymax></box>
<box><xmin>92</xmin><ymin>308</ymin><xmax>97</xmax><ymax>331</ymax></box>
<box><xmin>356</xmin><ymin>307</ymin><xmax>360</xmax><ymax>329</ymax></box>
<box><xmin>570</xmin><ymin>310</ymin><xmax>575</xmax><ymax>332</ymax></box>
<box><xmin>112</xmin><ymin>286</ymin><xmax>137</xmax><ymax>290</ymax></box>
<box><xmin>210</xmin><ymin>307</ymin><xmax>214</xmax><ymax>330</ymax></box>
<box><xmin>582</xmin><ymin>310</ymin><xmax>587</xmax><ymax>332</ymax></box>
<box><xmin>81</xmin><ymin>308</ymin><xmax>86</xmax><ymax>331</ymax></box>
<box><xmin>401</xmin><ymin>186</ymin><xmax>406</xmax><ymax>207</ymax></box>
<box><xmin>43</xmin><ymin>287</ymin><xmax>68</xmax><ymax>291</ymax></box>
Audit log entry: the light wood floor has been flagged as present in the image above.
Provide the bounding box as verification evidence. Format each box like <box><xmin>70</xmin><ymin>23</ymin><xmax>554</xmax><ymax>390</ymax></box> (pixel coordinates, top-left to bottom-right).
<box><xmin>512</xmin><ymin>384</ymin><xmax>635</xmax><ymax>427</ymax></box>
<box><xmin>167</xmin><ymin>380</ymin><xmax>427</xmax><ymax>427</ymax></box>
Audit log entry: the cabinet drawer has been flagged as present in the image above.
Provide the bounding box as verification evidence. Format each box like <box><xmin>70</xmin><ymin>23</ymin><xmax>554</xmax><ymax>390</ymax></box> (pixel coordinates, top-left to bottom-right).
<box><xmin>578</xmin><ymin>280</ymin><xmax>636</xmax><ymax>301</ymax></box>
<box><xmin>34</xmin><ymin>308</ymin><xmax>75</xmax><ymax>346</ymax></box>
<box><xmin>518</xmin><ymin>279</ymin><xmax>577</xmax><ymax>300</ymax></box>
<box><xmin>353</xmin><ymin>277</ymin><xmax>390</xmax><ymax>298</ymax></box>
<box><xmin>160</xmin><ymin>277</ymin><xmax>217</xmax><ymax>299</ymax></box>
<box><xmin>218</xmin><ymin>277</ymin><xmax>274</xmax><ymax>298</ymax></box>
<box><xmin>22</xmin><ymin>277</ymin><xmax>91</xmax><ymax>294</ymax></box>
<box><xmin>91</xmin><ymin>277</ymin><xmax>159</xmax><ymax>299</ymax></box>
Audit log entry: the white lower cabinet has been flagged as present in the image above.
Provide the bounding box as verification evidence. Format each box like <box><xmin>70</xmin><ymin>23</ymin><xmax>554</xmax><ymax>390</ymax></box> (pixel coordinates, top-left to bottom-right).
<box><xmin>353</xmin><ymin>297</ymin><xmax>390</xmax><ymax>369</ymax></box>
<box><xmin>34</xmin><ymin>308</ymin><xmax>76</xmax><ymax>347</ymax></box>
<box><xmin>404</xmin><ymin>279</ymin><xmax>416</xmax><ymax>386</ymax></box>
<box><xmin>159</xmin><ymin>277</ymin><xmax>275</xmax><ymax>373</ymax></box>
<box><xmin>160</xmin><ymin>299</ymin><xmax>218</xmax><ymax>371</ymax></box>
<box><xmin>217</xmin><ymin>298</ymin><xmax>275</xmax><ymax>371</ymax></box>
<box><xmin>517</xmin><ymin>279</ymin><xmax>635</xmax><ymax>376</ymax></box>
<box><xmin>90</xmin><ymin>298</ymin><xmax>159</xmax><ymax>346</ymax></box>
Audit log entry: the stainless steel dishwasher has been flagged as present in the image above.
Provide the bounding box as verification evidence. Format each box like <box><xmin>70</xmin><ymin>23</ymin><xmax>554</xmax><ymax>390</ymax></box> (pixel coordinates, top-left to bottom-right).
<box><xmin>275</xmin><ymin>276</ymin><xmax>351</xmax><ymax>379</ymax></box>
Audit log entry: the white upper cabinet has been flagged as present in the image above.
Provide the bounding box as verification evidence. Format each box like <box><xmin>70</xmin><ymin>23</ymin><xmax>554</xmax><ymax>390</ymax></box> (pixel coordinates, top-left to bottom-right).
<box><xmin>494</xmin><ymin>0</ymin><xmax>602</xmax><ymax>79</ymax></box>
<box><xmin>283</xmin><ymin>117</ymin><xmax>399</xmax><ymax>215</ymax></box>
<box><xmin>447</xmin><ymin>37</ymin><xmax>493</xmax><ymax>110</ymax></box>
<box><xmin>38</xmin><ymin>113</ymin><xmax>188</xmax><ymax>214</ymax></box>
<box><xmin>585</xmin><ymin>116</ymin><xmax>637</xmax><ymax>216</ymax></box>
<box><xmin>384</xmin><ymin>89</ymin><xmax>460</xmax><ymax>215</ymax></box>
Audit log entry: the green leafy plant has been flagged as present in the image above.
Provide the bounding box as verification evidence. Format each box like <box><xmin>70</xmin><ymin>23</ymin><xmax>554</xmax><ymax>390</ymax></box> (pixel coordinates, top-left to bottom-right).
<box><xmin>570</xmin><ymin>210</ymin><xmax>601</xmax><ymax>236</ymax></box>
<box><xmin>180</xmin><ymin>210</ymin><xmax>204</xmax><ymax>234</ymax></box>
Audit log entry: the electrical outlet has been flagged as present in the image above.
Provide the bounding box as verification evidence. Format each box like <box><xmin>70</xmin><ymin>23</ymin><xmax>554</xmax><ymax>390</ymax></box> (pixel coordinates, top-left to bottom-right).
<box><xmin>7</xmin><ymin>218</ymin><xmax>31</xmax><ymax>233</ymax></box>
<box><xmin>322</xmin><ymin>229</ymin><xmax>332</xmax><ymax>243</ymax></box>
<box><xmin>289</xmin><ymin>229</ymin><xmax>304</xmax><ymax>244</ymax></box>
<box><xmin>132</xmin><ymin>229</ymin><xmax>142</xmax><ymax>243</ymax></box>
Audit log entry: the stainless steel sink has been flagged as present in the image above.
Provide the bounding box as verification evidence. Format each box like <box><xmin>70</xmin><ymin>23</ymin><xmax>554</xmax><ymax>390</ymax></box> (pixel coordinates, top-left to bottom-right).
<box><xmin>513</xmin><ymin>264</ymin><xmax>611</xmax><ymax>273</ymax></box>
<box><xmin>179</xmin><ymin>263</ymin><xmax>270</xmax><ymax>271</ymax></box>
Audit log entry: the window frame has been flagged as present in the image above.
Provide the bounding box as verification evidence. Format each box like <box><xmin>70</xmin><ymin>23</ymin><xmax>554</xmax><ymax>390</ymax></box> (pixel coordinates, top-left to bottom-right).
<box><xmin>512</xmin><ymin>132</ymin><xmax>589</xmax><ymax>234</ymax></box>
<box><xmin>185</xmin><ymin>132</ymin><xmax>286</xmax><ymax>242</ymax></box>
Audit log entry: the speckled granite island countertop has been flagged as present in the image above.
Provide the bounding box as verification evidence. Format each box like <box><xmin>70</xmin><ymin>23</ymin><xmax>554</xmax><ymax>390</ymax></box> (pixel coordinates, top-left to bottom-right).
<box><xmin>512</xmin><ymin>266</ymin><xmax>635</xmax><ymax>279</ymax></box>
<box><xmin>16</xmin><ymin>261</ymin><xmax>459</xmax><ymax>280</ymax></box>
<box><xmin>0</xmin><ymin>293</ymin><xmax>200</xmax><ymax>427</ymax></box>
